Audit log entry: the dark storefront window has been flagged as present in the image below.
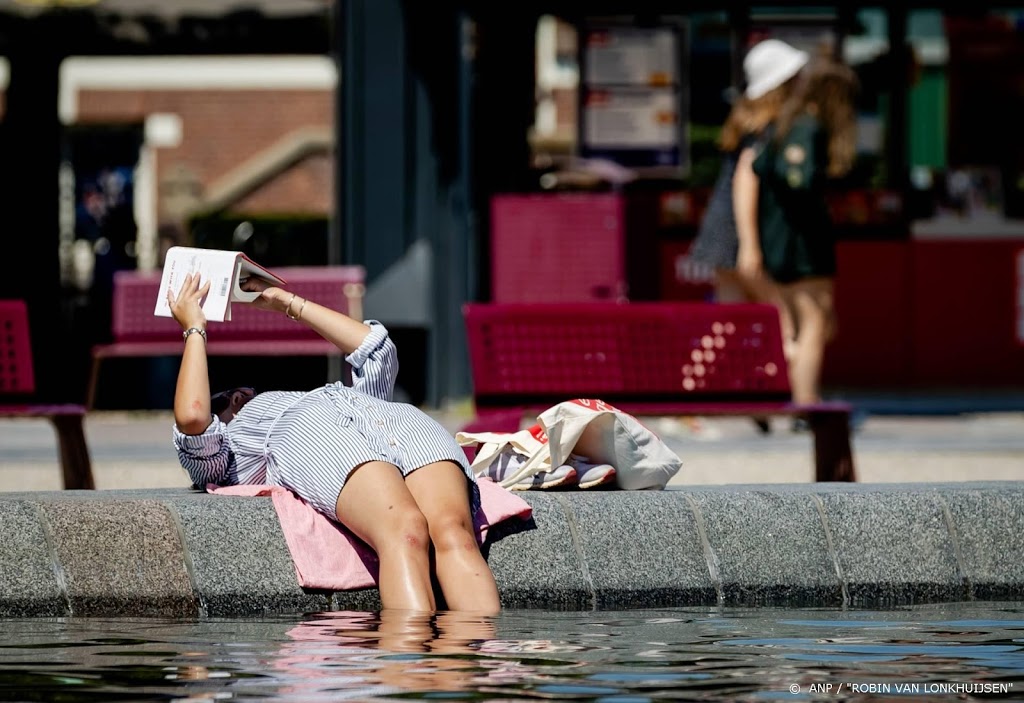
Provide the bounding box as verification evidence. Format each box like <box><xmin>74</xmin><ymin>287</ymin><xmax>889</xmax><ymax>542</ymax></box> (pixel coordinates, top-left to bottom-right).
<box><xmin>941</xmin><ymin>8</ymin><xmax>1024</xmax><ymax>221</ymax></box>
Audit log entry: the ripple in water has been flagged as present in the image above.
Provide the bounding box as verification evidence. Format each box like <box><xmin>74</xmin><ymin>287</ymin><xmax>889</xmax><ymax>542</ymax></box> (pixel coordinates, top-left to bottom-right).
<box><xmin>0</xmin><ymin>602</ymin><xmax>1021</xmax><ymax>701</ymax></box>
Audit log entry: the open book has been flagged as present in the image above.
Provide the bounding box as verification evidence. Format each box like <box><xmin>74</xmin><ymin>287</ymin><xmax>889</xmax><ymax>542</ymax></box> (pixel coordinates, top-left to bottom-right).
<box><xmin>153</xmin><ymin>246</ymin><xmax>287</xmax><ymax>322</ymax></box>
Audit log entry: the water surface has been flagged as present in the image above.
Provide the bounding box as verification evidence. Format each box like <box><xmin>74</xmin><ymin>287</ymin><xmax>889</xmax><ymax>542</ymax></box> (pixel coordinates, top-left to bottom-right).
<box><xmin>0</xmin><ymin>601</ymin><xmax>1021</xmax><ymax>701</ymax></box>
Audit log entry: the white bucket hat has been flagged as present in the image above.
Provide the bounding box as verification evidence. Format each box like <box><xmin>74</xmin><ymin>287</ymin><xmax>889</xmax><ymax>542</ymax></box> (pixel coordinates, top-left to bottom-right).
<box><xmin>743</xmin><ymin>39</ymin><xmax>809</xmax><ymax>99</ymax></box>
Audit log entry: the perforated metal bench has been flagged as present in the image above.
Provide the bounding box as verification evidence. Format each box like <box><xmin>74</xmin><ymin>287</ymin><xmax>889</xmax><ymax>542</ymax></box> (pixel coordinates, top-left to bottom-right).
<box><xmin>87</xmin><ymin>266</ymin><xmax>366</xmax><ymax>410</ymax></box>
<box><xmin>463</xmin><ymin>302</ymin><xmax>856</xmax><ymax>482</ymax></box>
<box><xmin>0</xmin><ymin>299</ymin><xmax>94</xmax><ymax>489</ymax></box>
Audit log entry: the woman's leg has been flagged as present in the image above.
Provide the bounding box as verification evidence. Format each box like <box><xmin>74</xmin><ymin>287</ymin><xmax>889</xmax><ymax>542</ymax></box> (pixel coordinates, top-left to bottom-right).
<box><xmin>712</xmin><ymin>268</ymin><xmax>748</xmax><ymax>303</ymax></box>
<box><xmin>782</xmin><ymin>277</ymin><xmax>835</xmax><ymax>405</ymax></box>
<box><xmin>717</xmin><ymin>268</ymin><xmax>789</xmax><ymax>433</ymax></box>
<box><xmin>430</xmin><ymin>610</ymin><xmax>497</xmax><ymax>653</ymax></box>
<box><xmin>405</xmin><ymin>461</ymin><xmax>501</xmax><ymax>614</ymax></box>
<box><xmin>735</xmin><ymin>271</ymin><xmax>797</xmax><ymax>358</ymax></box>
<box><xmin>335</xmin><ymin>460</ymin><xmax>436</xmax><ymax>612</ymax></box>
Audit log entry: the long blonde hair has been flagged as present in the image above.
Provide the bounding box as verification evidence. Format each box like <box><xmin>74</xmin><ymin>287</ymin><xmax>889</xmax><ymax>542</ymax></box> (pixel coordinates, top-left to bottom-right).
<box><xmin>719</xmin><ymin>82</ymin><xmax>792</xmax><ymax>152</ymax></box>
<box><xmin>775</xmin><ymin>56</ymin><xmax>859</xmax><ymax>177</ymax></box>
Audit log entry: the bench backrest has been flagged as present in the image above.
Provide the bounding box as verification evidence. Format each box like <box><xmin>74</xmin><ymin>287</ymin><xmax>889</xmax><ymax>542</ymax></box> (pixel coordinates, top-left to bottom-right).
<box><xmin>491</xmin><ymin>193</ymin><xmax>627</xmax><ymax>303</ymax></box>
<box><xmin>111</xmin><ymin>266</ymin><xmax>366</xmax><ymax>342</ymax></box>
<box><xmin>0</xmin><ymin>299</ymin><xmax>35</xmax><ymax>395</ymax></box>
<box><xmin>463</xmin><ymin>302</ymin><xmax>791</xmax><ymax>407</ymax></box>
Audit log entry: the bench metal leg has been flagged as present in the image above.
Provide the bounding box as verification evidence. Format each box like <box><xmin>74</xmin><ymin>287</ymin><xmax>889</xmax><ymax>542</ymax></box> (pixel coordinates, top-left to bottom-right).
<box><xmin>807</xmin><ymin>410</ymin><xmax>856</xmax><ymax>482</ymax></box>
<box><xmin>86</xmin><ymin>357</ymin><xmax>102</xmax><ymax>411</ymax></box>
<box><xmin>49</xmin><ymin>415</ymin><xmax>95</xmax><ymax>490</ymax></box>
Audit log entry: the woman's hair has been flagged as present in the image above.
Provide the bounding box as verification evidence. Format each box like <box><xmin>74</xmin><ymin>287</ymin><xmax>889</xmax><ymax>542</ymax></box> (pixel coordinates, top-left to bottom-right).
<box><xmin>775</xmin><ymin>56</ymin><xmax>859</xmax><ymax>177</ymax></box>
<box><xmin>211</xmin><ymin>387</ymin><xmax>256</xmax><ymax>416</ymax></box>
<box><xmin>719</xmin><ymin>81</ymin><xmax>794</xmax><ymax>152</ymax></box>
<box><xmin>210</xmin><ymin>390</ymin><xmax>234</xmax><ymax>416</ymax></box>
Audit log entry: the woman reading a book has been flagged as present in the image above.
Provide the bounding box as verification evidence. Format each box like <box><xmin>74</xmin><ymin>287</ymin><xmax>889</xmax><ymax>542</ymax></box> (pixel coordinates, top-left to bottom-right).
<box><xmin>167</xmin><ymin>272</ymin><xmax>500</xmax><ymax>614</ymax></box>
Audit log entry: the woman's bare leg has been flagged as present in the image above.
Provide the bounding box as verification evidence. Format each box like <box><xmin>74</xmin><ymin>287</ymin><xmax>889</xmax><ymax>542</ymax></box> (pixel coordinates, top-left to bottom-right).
<box><xmin>712</xmin><ymin>268</ymin><xmax>749</xmax><ymax>303</ymax></box>
<box><xmin>335</xmin><ymin>461</ymin><xmax>436</xmax><ymax>612</ymax></box>
<box><xmin>405</xmin><ymin>462</ymin><xmax>501</xmax><ymax>614</ymax></box>
<box><xmin>733</xmin><ymin>270</ymin><xmax>797</xmax><ymax>358</ymax></box>
<box><xmin>430</xmin><ymin>610</ymin><xmax>497</xmax><ymax>653</ymax></box>
<box><xmin>718</xmin><ymin>268</ymin><xmax>792</xmax><ymax>433</ymax></box>
<box><xmin>783</xmin><ymin>277</ymin><xmax>835</xmax><ymax>405</ymax></box>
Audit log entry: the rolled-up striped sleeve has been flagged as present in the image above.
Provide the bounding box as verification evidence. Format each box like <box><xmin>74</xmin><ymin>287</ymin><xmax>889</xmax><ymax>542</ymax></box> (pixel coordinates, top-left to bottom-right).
<box><xmin>173</xmin><ymin>417</ymin><xmax>232</xmax><ymax>487</ymax></box>
<box><xmin>346</xmin><ymin>321</ymin><xmax>398</xmax><ymax>401</ymax></box>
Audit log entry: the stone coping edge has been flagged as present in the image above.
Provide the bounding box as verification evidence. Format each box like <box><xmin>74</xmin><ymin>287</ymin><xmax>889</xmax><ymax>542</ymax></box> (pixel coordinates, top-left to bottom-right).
<box><xmin>0</xmin><ymin>482</ymin><xmax>1021</xmax><ymax>617</ymax></box>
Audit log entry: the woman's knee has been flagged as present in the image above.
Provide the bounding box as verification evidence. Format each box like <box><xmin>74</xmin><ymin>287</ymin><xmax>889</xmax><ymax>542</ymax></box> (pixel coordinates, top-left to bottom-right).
<box><xmin>361</xmin><ymin>508</ymin><xmax>432</xmax><ymax>557</ymax></box>
<box><xmin>426</xmin><ymin>513</ymin><xmax>478</xmax><ymax>555</ymax></box>
<box><xmin>790</xmin><ymin>290</ymin><xmax>830</xmax><ymax>339</ymax></box>
<box><xmin>392</xmin><ymin>510</ymin><xmax>432</xmax><ymax>551</ymax></box>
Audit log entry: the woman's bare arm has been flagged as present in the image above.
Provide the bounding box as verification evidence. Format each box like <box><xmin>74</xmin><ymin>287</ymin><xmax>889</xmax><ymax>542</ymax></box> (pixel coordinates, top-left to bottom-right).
<box><xmin>168</xmin><ymin>273</ymin><xmax>214</xmax><ymax>435</ymax></box>
<box><xmin>733</xmin><ymin>146</ymin><xmax>764</xmax><ymax>279</ymax></box>
<box><xmin>241</xmin><ymin>278</ymin><xmax>372</xmax><ymax>354</ymax></box>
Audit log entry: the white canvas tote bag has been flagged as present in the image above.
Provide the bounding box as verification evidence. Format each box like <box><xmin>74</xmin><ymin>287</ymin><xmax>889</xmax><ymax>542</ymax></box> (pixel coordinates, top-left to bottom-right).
<box><xmin>458</xmin><ymin>399</ymin><xmax>682</xmax><ymax>490</ymax></box>
<box><xmin>456</xmin><ymin>423</ymin><xmax>552</xmax><ymax>487</ymax></box>
<box><xmin>537</xmin><ymin>399</ymin><xmax>682</xmax><ymax>490</ymax></box>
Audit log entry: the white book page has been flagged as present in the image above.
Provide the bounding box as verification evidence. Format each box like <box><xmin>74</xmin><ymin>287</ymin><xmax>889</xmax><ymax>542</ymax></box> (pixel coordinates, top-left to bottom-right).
<box><xmin>233</xmin><ymin>257</ymin><xmax>287</xmax><ymax>303</ymax></box>
<box><xmin>153</xmin><ymin>246</ymin><xmax>239</xmax><ymax>322</ymax></box>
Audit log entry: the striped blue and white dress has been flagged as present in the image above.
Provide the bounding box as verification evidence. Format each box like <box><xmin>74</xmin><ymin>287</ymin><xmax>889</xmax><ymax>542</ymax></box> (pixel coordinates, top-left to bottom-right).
<box><xmin>173</xmin><ymin>321</ymin><xmax>478</xmax><ymax>519</ymax></box>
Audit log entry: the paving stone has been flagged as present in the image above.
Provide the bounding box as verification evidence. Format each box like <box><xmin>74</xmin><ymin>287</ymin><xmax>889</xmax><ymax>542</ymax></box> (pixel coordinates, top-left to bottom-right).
<box><xmin>37</xmin><ymin>499</ymin><xmax>196</xmax><ymax>617</ymax></box>
<box><xmin>169</xmin><ymin>494</ymin><xmax>330</xmax><ymax>616</ymax></box>
<box><xmin>817</xmin><ymin>491</ymin><xmax>962</xmax><ymax>606</ymax></box>
<box><xmin>333</xmin><ymin>589</ymin><xmax>382</xmax><ymax>611</ymax></box>
<box><xmin>484</xmin><ymin>492</ymin><xmax>593</xmax><ymax>610</ymax></box>
<box><xmin>0</xmin><ymin>499</ymin><xmax>66</xmax><ymax>617</ymax></box>
<box><xmin>939</xmin><ymin>486</ymin><xmax>1024</xmax><ymax>599</ymax></box>
<box><xmin>559</xmin><ymin>491</ymin><xmax>717</xmax><ymax>609</ymax></box>
<box><xmin>690</xmin><ymin>490</ymin><xmax>842</xmax><ymax>606</ymax></box>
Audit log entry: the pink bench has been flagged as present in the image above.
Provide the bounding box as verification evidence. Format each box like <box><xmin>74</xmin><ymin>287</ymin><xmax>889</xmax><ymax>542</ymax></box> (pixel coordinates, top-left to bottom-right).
<box><xmin>463</xmin><ymin>302</ymin><xmax>856</xmax><ymax>482</ymax></box>
<box><xmin>1</xmin><ymin>299</ymin><xmax>94</xmax><ymax>489</ymax></box>
<box><xmin>87</xmin><ymin>266</ymin><xmax>366</xmax><ymax>409</ymax></box>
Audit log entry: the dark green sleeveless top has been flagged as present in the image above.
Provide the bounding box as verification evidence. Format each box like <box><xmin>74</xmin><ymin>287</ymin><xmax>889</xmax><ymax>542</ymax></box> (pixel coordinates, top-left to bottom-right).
<box><xmin>752</xmin><ymin>114</ymin><xmax>836</xmax><ymax>283</ymax></box>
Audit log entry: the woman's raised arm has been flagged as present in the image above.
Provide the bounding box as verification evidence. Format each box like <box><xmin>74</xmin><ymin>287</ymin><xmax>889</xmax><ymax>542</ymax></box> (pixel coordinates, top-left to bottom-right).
<box><xmin>168</xmin><ymin>272</ymin><xmax>214</xmax><ymax>435</ymax></box>
<box><xmin>240</xmin><ymin>278</ymin><xmax>372</xmax><ymax>355</ymax></box>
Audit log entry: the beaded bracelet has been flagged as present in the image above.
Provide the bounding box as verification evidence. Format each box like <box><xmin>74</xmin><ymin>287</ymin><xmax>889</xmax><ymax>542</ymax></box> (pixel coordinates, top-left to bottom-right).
<box><xmin>182</xmin><ymin>327</ymin><xmax>207</xmax><ymax>343</ymax></box>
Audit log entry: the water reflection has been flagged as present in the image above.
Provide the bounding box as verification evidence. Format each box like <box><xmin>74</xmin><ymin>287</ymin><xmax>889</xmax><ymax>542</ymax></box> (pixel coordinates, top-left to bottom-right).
<box><xmin>0</xmin><ymin>603</ymin><xmax>1021</xmax><ymax>701</ymax></box>
<box><xmin>274</xmin><ymin>610</ymin><xmax>513</xmax><ymax>699</ymax></box>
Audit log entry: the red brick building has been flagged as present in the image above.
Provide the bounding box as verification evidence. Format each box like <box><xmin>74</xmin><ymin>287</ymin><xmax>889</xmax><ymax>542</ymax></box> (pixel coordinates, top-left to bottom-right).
<box><xmin>3</xmin><ymin>55</ymin><xmax>336</xmax><ymax>275</ymax></box>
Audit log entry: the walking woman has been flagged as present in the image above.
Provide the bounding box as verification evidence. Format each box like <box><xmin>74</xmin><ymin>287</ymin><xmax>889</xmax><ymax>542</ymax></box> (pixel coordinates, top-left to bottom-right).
<box><xmin>692</xmin><ymin>38</ymin><xmax>809</xmax><ymax>347</ymax></box>
<box><xmin>734</xmin><ymin>49</ymin><xmax>858</xmax><ymax>406</ymax></box>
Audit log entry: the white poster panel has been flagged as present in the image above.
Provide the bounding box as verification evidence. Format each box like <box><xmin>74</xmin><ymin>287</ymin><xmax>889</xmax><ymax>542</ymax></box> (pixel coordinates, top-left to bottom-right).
<box><xmin>583</xmin><ymin>87</ymin><xmax>678</xmax><ymax>149</ymax></box>
<box><xmin>585</xmin><ymin>27</ymin><xmax>678</xmax><ymax>86</ymax></box>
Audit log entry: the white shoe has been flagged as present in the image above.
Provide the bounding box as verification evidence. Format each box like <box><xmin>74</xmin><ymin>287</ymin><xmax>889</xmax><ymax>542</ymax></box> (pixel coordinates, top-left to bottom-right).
<box><xmin>513</xmin><ymin>464</ymin><xmax>577</xmax><ymax>490</ymax></box>
<box><xmin>559</xmin><ymin>454</ymin><xmax>616</xmax><ymax>489</ymax></box>
<box><xmin>484</xmin><ymin>446</ymin><xmax>528</xmax><ymax>484</ymax></box>
<box><xmin>485</xmin><ymin>446</ymin><xmax>579</xmax><ymax>490</ymax></box>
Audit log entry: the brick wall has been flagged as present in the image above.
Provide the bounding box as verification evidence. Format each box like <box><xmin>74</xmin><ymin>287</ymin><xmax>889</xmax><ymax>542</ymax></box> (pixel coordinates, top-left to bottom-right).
<box><xmin>77</xmin><ymin>88</ymin><xmax>334</xmax><ymax>217</ymax></box>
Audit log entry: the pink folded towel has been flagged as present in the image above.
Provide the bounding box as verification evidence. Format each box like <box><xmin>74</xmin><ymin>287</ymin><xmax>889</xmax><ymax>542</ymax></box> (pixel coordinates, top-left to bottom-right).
<box><xmin>208</xmin><ymin>477</ymin><xmax>533</xmax><ymax>591</ymax></box>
